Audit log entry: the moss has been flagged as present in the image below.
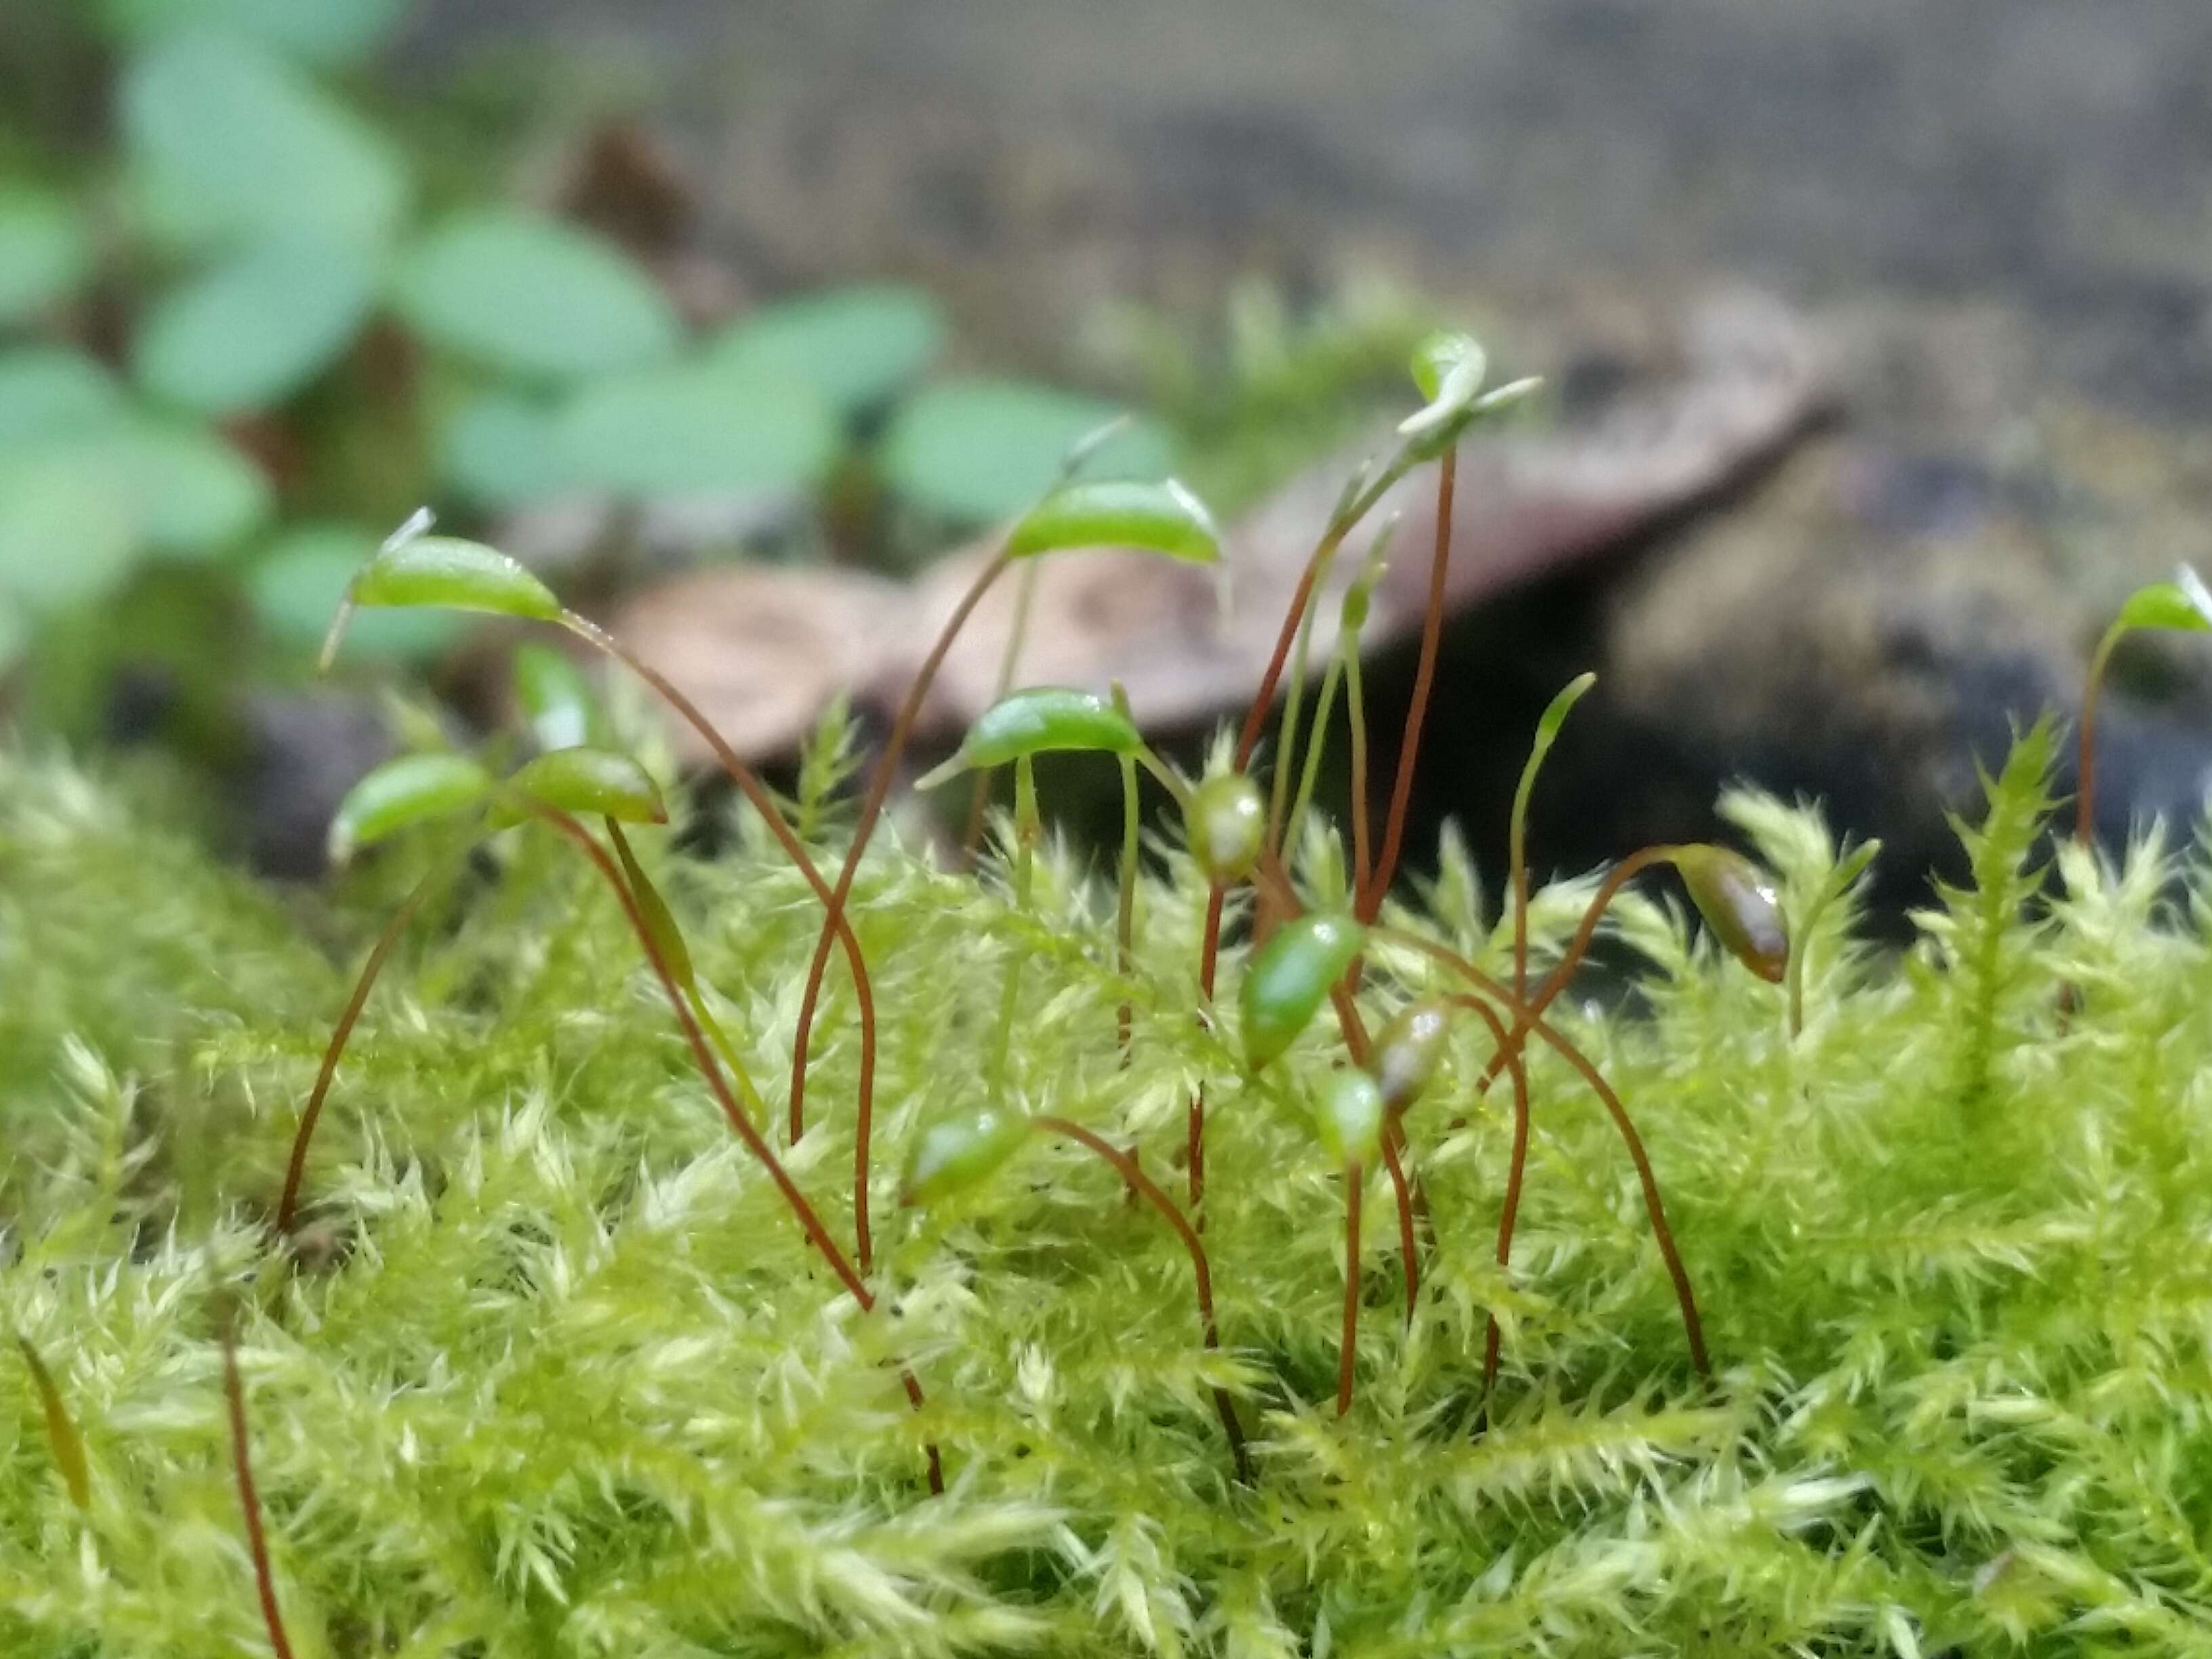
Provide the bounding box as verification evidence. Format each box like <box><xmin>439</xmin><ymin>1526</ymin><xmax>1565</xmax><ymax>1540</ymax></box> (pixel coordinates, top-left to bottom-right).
<box><xmin>5</xmin><ymin>723</ymin><xmax>2212</xmax><ymax>1658</ymax></box>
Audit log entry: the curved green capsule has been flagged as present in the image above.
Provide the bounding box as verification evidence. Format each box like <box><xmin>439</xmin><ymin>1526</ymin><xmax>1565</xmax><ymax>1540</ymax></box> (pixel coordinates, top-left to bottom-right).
<box><xmin>900</xmin><ymin>1107</ymin><xmax>1029</xmax><ymax>1207</ymax></box>
<box><xmin>1398</xmin><ymin>331</ymin><xmax>1487</xmax><ymax>441</ymax></box>
<box><xmin>328</xmin><ymin>752</ymin><xmax>493</xmax><ymax>864</ymax></box>
<box><xmin>324</xmin><ymin>533</ymin><xmax>562</xmax><ymax>669</ymax></box>
<box><xmin>1372</xmin><ymin>998</ymin><xmax>1452</xmax><ymax>1113</ymax></box>
<box><xmin>916</xmin><ymin>685</ymin><xmax>1143</xmax><ymax>789</ymax></box>
<box><xmin>1671</xmin><ymin>844</ymin><xmax>1788</xmax><ymax>984</ymax></box>
<box><xmin>2110</xmin><ymin>565</ymin><xmax>2212</xmax><ymax>638</ymax></box>
<box><xmin>491</xmin><ymin>747</ymin><xmax>668</xmax><ymax>829</ymax></box>
<box><xmin>1005</xmin><ymin>478</ymin><xmax>1221</xmax><ymax>565</ymax></box>
<box><xmin>512</xmin><ymin>642</ymin><xmax>601</xmax><ymax>752</ymax></box>
<box><xmin>1312</xmin><ymin>1070</ymin><xmax>1385</xmax><ymax>1169</ymax></box>
<box><xmin>1240</xmin><ymin>912</ymin><xmax>1367</xmax><ymax>1069</ymax></box>
<box><xmin>1187</xmin><ymin>771</ymin><xmax>1266</xmax><ymax>882</ymax></box>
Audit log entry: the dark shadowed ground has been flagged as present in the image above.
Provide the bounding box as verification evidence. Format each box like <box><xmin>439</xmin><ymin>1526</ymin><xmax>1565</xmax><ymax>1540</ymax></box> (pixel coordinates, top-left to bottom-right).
<box><xmin>401</xmin><ymin>0</ymin><xmax>2212</xmax><ymax>905</ymax></box>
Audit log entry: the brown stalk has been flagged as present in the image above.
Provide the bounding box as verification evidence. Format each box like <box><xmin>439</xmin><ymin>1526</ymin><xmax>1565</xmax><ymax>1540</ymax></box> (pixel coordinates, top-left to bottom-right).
<box><xmin>1376</xmin><ymin>928</ymin><xmax>1711</xmax><ymax>1377</ymax></box>
<box><xmin>1450</xmin><ymin>995</ymin><xmax>1534</xmax><ymax>1405</ymax></box>
<box><xmin>535</xmin><ymin>808</ymin><xmax>944</xmax><ymax>1493</ymax></box>
<box><xmin>1359</xmin><ymin>448</ymin><xmax>1455</xmax><ymax>921</ymax></box>
<box><xmin>789</xmin><ymin>552</ymin><xmax>1012</xmax><ymax>1151</ymax></box>
<box><xmin>222</xmin><ymin>1315</ymin><xmax>298</xmax><ymax>1659</ymax></box>
<box><xmin>1032</xmin><ymin>1115</ymin><xmax>1252</xmax><ymax>1483</ymax></box>
<box><xmin>274</xmin><ymin>865</ymin><xmax>439</xmax><ymax>1238</ymax></box>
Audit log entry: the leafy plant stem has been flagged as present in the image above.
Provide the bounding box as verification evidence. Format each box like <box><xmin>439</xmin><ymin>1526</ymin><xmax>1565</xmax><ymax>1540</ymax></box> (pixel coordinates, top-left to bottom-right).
<box><xmin>1114</xmin><ymin>689</ymin><xmax>1141</xmax><ymax>1057</ymax></box>
<box><xmin>1283</xmin><ymin>651</ymin><xmax>1346</xmax><ymax>869</ymax></box>
<box><xmin>1450</xmin><ymin>994</ymin><xmax>1534</xmax><ymax>1406</ymax></box>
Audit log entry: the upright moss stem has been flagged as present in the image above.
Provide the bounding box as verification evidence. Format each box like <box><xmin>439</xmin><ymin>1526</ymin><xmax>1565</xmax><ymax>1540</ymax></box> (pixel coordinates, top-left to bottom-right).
<box><xmin>1031</xmin><ymin>1115</ymin><xmax>1252</xmax><ymax>1483</ymax></box>
<box><xmin>1114</xmin><ymin>689</ymin><xmax>1142</xmax><ymax>1057</ymax></box>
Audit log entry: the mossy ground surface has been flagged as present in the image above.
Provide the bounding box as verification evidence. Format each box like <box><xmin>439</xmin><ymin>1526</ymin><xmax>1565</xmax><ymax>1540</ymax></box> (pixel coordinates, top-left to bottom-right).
<box><xmin>5</xmin><ymin>726</ymin><xmax>2212</xmax><ymax>1656</ymax></box>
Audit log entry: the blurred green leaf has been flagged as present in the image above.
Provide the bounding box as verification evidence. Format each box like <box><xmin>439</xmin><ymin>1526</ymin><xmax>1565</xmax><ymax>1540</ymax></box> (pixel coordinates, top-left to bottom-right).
<box><xmin>134</xmin><ymin>235</ymin><xmax>378</xmax><ymax>415</ymax></box>
<box><xmin>101</xmin><ymin>0</ymin><xmax>414</xmax><ymax>65</ymax></box>
<box><xmin>394</xmin><ymin>211</ymin><xmax>680</xmax><ymax>384</ymax></box>
<box><xmin>329</xmin><ymin>750</ymin><xmax>492</xmax><ymax>863</ymax></box>
<box><xmin>0</xmin><ymin>348</ymin><xmax>127</xmax><ymax>445</ymax></box>
<box><xmin>0</xmin><ymin>448</ymin><xmax>142</xmax><ymax>615</ymax></box>
<box><xmin>438</xmin><ymin>392</ymin><xmax>571</xmax><ymax>510</ymax></box>
<box><xmin>96</xmin><ymin>421</ymin><xmax>271</xmax><ymax>556</ymax></box>
<box><xmin>0</xmin><ymin>594</ymin><xmax>24</xmax><ymax>675</ymax></box>
<box><xmin>882</xmin><ymin>378</ymin><xmax>1172</xmax><ymax>523</ymax></box>
<box><xmin>0</xmin><ymin>420</ymin><xmax>267</xmax><ymax>610</ymax></box>
<box><xmin>0</xmin><ymin>188</ymin><xmax>90</xmax><ymax>327</ymax></box>
<box><xmin>122</xmin><ymin>30</ymin><xmax>409</xmax><ymax>251</ymax></box>
<box><xmin>709</xmin><ymin>284</ymin><xmax>946</xmax><ymax>417</ymax></box>
<box><xmin>252</xmin><ymin>525</ymin><xmax>464</xmax><ymax>660</ymax></box>
<box><xmin>556</xmin><ymin>363</ymin><xmax>838</xmax><ymax>498</ymax></box>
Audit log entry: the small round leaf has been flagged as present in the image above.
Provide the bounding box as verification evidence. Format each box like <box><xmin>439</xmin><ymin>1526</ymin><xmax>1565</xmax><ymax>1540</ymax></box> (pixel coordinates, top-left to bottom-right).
<box><xmin>0</xmin><ymin>188</ymin><xmax>90</xmax><ymax>326</ymax></box>
<box><xmin>709</xmin><ymin>283</ymin><xmax>945</xmax><ymax>417</ymax></box>
<box><xmin>134</xmin><ymin>235</ymin><xmax>377</xmax><ymax>415</ymax></box>
<box><xmin>882</xmin><ymin>378</ymin><xmax>1173</xmax><ymax>524</ymax></box>
<box><xmin>394</xmin><ymin>211</ymin><xmax>681</xmax><ymax>384</ymax></box>
<box><xmin>122</xmin><ymin>30</ymin><xmax>409</xmax><ymax>251</ymax></box>
<box><xmin>1372</xmin><ymin>998</ymin><xmax>1452</xmax><ymax>1113</ymax></box>
<box><xmin>0</xmin><ymin>348</ymin><xmax>125</xmax><ymax>445</ymax></box>
<box><xmin>555</xmin><ymin>362</ymin><xmax>838</xmax><ymax>498</ymax></box>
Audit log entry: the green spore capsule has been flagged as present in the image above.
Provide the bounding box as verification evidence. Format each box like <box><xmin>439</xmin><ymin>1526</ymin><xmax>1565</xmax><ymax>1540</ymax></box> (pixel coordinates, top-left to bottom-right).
<box><xmin>325</xmin><ymin>527</ymin><xmax>560</xmax><ymax>669</ymax></box>
<box><xmin>328</xmin><ymin>752</ymin><xmax>493</xmax><ymax>864</ymax></box>
<box><xmin>1006</xmin><ymin>477</ymin><xmax>1222</xmax><ymax>565</ymax></box>
<box><xmin>1188</xmin><ymin>771</ymin><xmax>1265</xmax><ymax>882</ymax></box>
<box><xmin>1372</xmin><ymin>998</ymin><xmax>1452</xmax><ymax>1113</ymax></box>
<box><xmin>490</xmin><ymin>746</ymin><xmax>667</xmax><ymax>828</ymax></box>
<box><xmin>900</xmin><ymin>1107</ymin><xmax>1029</xmax><ymax>1207</ymax></box>
<box><xmin>1240</xmin><ymin>912</ymin><xmax>1367</xmax><ymax>1069</ymax></box>
<box><xmin>1313</xmin><ymin>1069</ymin><xmax>1385</xmax><ymax>1169</ymax></box>
<box><xmin>916</xmin><ymin>686</ymin><xmax>1142</xmax><ymax>789</ymax></box>
<box><xmin>1671</xmin><ymin>844</ymin><xmax>1788</xmax><ymax>983</ymax></box>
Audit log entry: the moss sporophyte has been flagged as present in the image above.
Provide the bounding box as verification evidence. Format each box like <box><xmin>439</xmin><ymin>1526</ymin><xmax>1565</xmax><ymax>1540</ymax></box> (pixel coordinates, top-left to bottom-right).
<box><xmin>14</xmin><ymin>332</ymin><xmax>2209</xmax><ymax>1655</ymax></box>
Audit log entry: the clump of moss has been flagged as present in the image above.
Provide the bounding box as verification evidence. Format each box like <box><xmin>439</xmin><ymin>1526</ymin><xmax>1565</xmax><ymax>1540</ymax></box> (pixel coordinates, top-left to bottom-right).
<box><xmin>6</xmin><ymin>699</ymin><xmax>2212</xmax><ymax>1656</ymax></box>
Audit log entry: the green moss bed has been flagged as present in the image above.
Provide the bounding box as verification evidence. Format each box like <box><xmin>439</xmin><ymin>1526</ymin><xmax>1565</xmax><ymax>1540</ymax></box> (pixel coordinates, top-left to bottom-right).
<box><xmin>5</xmin><ymin>720</ymin><xmax>2212</xmax><ymax>1657</ymax></box>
